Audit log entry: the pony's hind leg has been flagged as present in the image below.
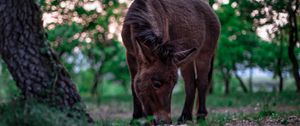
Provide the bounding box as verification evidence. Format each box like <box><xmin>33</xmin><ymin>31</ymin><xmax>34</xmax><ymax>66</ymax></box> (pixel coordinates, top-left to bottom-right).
<box><xmin>177</xmin><ymin>62</ymin><xmax>197</xmax><ymax>124</ymax></box>
<box><xmin>126</xmin><ymin>53</ymin><xmax>144</xmax><ymax>124</ymax></box>
<box><xmin>195</xmin><ymin>55</ymin><xmax>213</xmax><ymax>121</ymax></box>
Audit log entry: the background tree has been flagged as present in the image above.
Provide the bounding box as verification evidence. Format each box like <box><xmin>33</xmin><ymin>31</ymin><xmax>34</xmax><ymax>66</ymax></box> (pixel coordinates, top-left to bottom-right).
<box><xmin>41</xmin><ymin>0</ymin><xmax>129</xmax><ymax>100</ymax></box>
<box><xmin>238</xmin><ymin>0</ymin><xmax>300</xmax><ymax>92</ymax></box>
<box><xmin>287</xmin><ymin>0</ymin><xmax>300</xmax><ymax>92</ymax></box>
<box><xmin>215</xmin><ymin>2</ymin><xmax>260</xmax><ymax>94</ymax></box>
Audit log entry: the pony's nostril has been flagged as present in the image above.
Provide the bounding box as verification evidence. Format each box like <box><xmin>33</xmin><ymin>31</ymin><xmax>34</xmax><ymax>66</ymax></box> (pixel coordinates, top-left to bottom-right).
<box><xmin>155</xmin><ymin>117</ymin><xmax>172</xmax><ymax>124</ymax></box>
<box><xmin>159</xmin><ymin>119</ymin><xmax>165</xmax><ymax>124</ymax></box>
<box><xmin>154</xmin><ymin>119</ymin><xmax>165</xmax><ymax>125</ymax></box>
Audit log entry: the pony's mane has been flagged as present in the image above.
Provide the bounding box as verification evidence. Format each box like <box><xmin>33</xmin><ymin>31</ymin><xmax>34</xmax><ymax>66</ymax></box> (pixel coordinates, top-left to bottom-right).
<box><xmin>124</xmin><ymin>0</ymin><xmax>164</xmax><ymax>49</ymax></box>
<box><xmin>124</xmin><ymin>0</ymin><xmax>176</xmax><ymax>64</ymax></box>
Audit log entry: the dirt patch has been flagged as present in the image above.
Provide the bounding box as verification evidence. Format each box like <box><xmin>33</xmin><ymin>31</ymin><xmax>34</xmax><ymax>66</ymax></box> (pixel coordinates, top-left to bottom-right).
<box><xmin>225</xmin><ymin>116</ymin><xmax>300</xmax><ymax>126</ymax></box>
<box><xmin>225</xmin><ymin>120</ymin><xmax>259</xmax><ymax>126</ymax></box>
<box><xmin>87</xmin><ymin>102</ymin><xmax>133</xmax><ymax>120</ymax></box>
<box><xmin>210</xmin><ymin>106</ymin><xmax>260</xmax><ymax>115</ymax></box>
<box><xmin>211</xmin><ymin>105</ymin><xmax>300</xmax><ymax>115</ymax></box>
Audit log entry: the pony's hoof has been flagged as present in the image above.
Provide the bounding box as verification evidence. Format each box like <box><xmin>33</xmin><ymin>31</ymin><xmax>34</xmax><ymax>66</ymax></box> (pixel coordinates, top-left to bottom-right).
<box><xmin>130</xmin><ymin>118</ymin><xmax>152</xmax><ymax>126</ymax></box>
<box><xmin>196</xmin><ymin>114</ymin><xmax>206</xmax><ymax>122</ymax></box>
<box><xmin>177</xmin><ymin>116</ymin><xmax>193</xmax><ymax>125</ymax></box>
<box><xmin>130</xmin><ymin>119</ymin><xmax>142</xmax><ymax>126</ymax></box>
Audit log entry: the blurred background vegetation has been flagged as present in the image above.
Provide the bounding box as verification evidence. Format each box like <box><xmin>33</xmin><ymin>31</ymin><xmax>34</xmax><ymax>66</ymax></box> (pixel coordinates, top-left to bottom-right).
<box><xmin>0</xmin><ymin>0</ymin><xmax>299</xmax><ymax>102</ymax></box>
<box><xmin>0</xmin><ymin>0</ymin><xmax>299</xmax><ymax>125</ymax></box>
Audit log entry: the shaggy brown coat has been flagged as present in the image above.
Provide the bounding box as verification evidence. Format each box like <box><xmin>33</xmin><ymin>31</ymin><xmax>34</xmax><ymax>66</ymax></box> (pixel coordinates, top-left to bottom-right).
<box><xmin>122</xmin><ymin>0</ymin><xmax>220</xmax><ymax>124</ymax></box>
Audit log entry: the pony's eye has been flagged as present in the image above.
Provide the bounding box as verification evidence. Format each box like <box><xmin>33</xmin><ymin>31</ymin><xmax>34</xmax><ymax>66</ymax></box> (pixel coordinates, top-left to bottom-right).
<box><xmin>153</xmin><ymin>80</ymin><xmax>162</xmax><ymax>89</ymax></box>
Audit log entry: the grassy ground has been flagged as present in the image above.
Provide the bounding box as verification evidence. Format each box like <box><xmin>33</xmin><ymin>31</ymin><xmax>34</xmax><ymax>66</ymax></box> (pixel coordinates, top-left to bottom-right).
<box><xmin>86</xmin><ymin>91</ymin><xmax>300</xmax><ymax>126</ymax></box>
<box><xmin>0</xmin><ymin>91</ymin><xmax>299</xmax><ymax>126</ymax></box>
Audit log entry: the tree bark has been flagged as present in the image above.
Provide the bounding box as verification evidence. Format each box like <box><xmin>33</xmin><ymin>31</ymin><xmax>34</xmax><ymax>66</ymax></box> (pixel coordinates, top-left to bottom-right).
<box><xmin>278</xmin><ymin>70</ymin><xmax>284</xmax><ymax>92</ymax></box>
<box><xmin>0</xmin><ymin>0</ymin><xmax>92</xmax><ymax>121</ymax></box>
<box><xmin>224</xmin><ymin>77</ymin><xmax>230</xmax><ymax>94</ymax></box>
<box><xmin>232</xmin><ymin>63</ymin><xmax>248</xmax><ymax>93</ymax></box>
<box><xmin>221</xmin><ymin>67</ymin><xmax>231</xmax><ymax>94</ymax></box>
<box><xmin>89</xmin><ymin>32</ymin><xmax>110</xmax><ymax>97</ymax></box>
<box><xmin>277</xmin><ymin>35</ymin><xmax>284</xmax><ymax>92</ymax></box>
<box><xmin>287</xmin><ymin>0</ymin><xmax>300</xmax><ymax>93</ymax></box>
<box><xmin>233</xmin><ymin>70</ymin><xmax>248</xmax><ymax>93</ymax></box>
<box><xmin>248</xmin><ymin>66</ymin><xmax>254</xmax><ymax>93</ymax></box>
<box><xmin>91</xmin><ymin>71</ymin><xmax>102</xmax><ymax>96</ymax></box>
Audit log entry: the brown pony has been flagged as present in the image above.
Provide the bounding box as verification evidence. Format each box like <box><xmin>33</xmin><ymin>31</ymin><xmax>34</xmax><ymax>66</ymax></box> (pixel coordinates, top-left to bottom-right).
<box><xmin>121</xmin><ymin>0</ymin><xmax>220</xmax><ymax>124</ymax></box>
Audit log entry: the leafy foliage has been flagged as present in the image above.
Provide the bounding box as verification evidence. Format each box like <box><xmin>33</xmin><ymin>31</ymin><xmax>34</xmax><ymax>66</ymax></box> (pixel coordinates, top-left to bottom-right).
<box><xmin>0</xmin><ymin>100</ymin><xmax>90</xmax><ymax>126</ymax></box>
<box><xmin>0</xmin><ymin>0</ymin><xmax>297</xmax><ymax>101</ymax></box>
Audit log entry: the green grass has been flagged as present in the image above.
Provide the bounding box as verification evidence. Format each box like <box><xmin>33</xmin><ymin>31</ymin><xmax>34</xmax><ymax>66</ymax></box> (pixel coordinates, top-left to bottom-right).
<box><xmin>87</xmin><ymin>90</ymin><xmax>300</xmax><ymax>108</ymax></box>
<box><xmin>172</xmin><ymin>91</ymin><xmax>300</xmax><ymax>108</ymax></box>
<box><xmin>0</xmin><ymin>99</ymin><xmax>91</xmax><ymax>126</ymax></box>
<box><xmin>83</xmin><ymin>91</ymin><xmax>300</xmax><ymax>125</ymax></box>
<box><xmin>85</xmin><ymin>110</ymin><xmax>300</xmax><ymax>126</ymax></box>
<box><xmin>200</xmin><ymin>110</ymin><xmax>300</xmax><ymax>126</ymax></box>
<box><xmin>0</xmin><ymin>91</ymin><xmax>299</xmax><ymax>126</ymax></box>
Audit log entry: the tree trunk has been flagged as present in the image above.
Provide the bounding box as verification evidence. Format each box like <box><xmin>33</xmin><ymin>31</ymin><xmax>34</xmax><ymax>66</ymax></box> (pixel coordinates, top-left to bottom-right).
<box><xmin>233</xmin><ymin>70</ymin><xmax>248</xmax><ymax>93</ymax></box>
<box><xmin>224</xmin><ymin>77</ymin><xmax>230</xmax><ymax>94</ymax></box>
<box><xmin>287</xmin><ymin>0</ymin><xmax>300</xmax><ymax>93</ymax></box>
<box><xmin>221</xmin><ymin>67</ymin><xmax>231</xmax><ymax>94</ymax></box>
<box><xmin>91</xmin><ymin>72</ymin><xmax>102</xmax><ymax>96</ymax></box>
<box><xmin>232</xmin><ymin>63</ymin><xmax>248</xmax><ymax>93</ymax></box>
<box><xmin>279</xmin><ymin>71</ymin><xmax>284</xmax><ymax>92</ymax></box>
<box><xmin>277</xmin><ymin>35</ymin><xmax>284</xmax><ymax>92</ymax></box>
<box><xmin>0</xmin><ymin>0</ymin><xmax>92</xmax><ymax>121</ymax></box>
<box><xmin>248</xmin><ymin>66</ymin><xmax>254</xmax><ymax>93</ymax></box>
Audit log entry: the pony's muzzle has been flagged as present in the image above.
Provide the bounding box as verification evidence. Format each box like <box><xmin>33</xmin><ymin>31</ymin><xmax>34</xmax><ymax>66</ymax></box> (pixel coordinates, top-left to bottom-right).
<box><xmin>154</xmin><ymin>111</ymin><xmax>172</xmax><ymax>125</ymax></box>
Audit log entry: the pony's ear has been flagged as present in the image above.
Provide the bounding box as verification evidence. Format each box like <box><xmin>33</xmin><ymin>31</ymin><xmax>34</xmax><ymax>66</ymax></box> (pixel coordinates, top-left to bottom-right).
<box><xmin>173</xmin><ymin>48</ymin><xmax>197</xmax><ymax>66</ymax></box>
<box><xmin>136</xmin><ymin>39</ymin><xmax>154</xmax><ymax>63</ymax></box>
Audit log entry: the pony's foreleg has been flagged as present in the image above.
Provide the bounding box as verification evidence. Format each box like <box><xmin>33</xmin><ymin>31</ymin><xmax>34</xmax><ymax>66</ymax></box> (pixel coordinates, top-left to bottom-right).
<box><xmin>178</xmin><ymin>62</ymin><xmax>197</xmax><ymax>124</ymax></box>
<box><xmin>126</xmin><ymin>53</ymin><xmax>144</xmax><ymax>124</ymax></box>
<box><xmin>195</xmin><ymin>55</ymin><xmax>213</xmax><ymax>121</ymax></box>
